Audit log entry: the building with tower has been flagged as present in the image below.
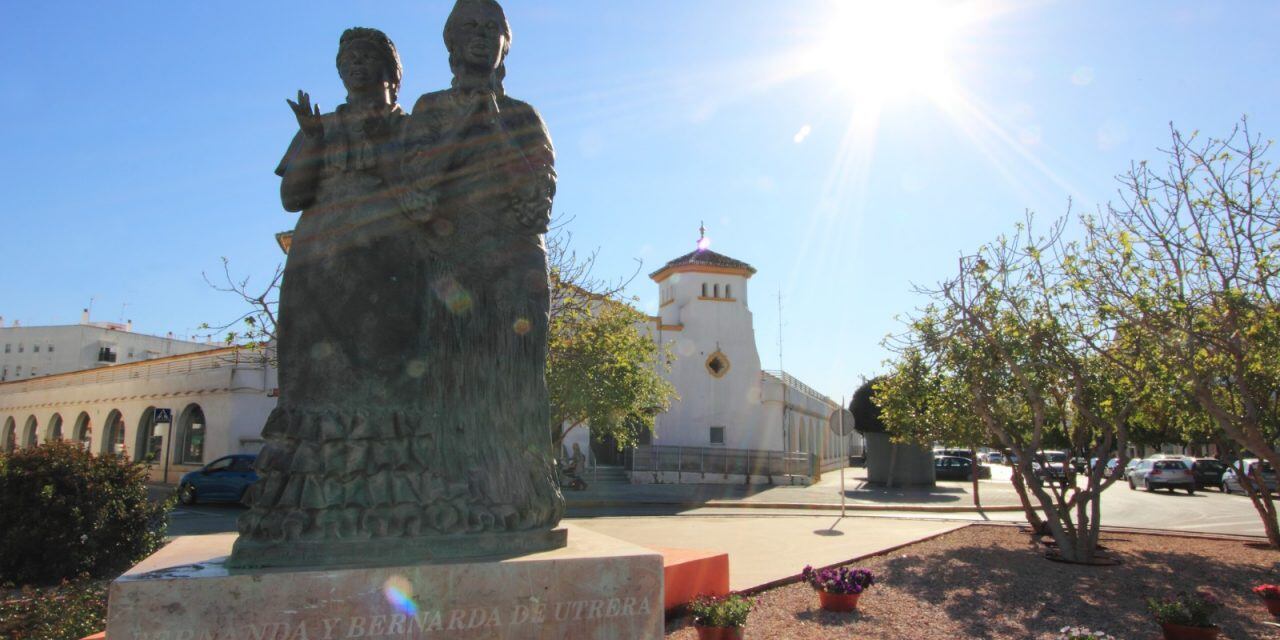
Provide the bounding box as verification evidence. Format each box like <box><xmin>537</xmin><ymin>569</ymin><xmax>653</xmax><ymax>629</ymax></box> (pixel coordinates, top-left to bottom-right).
<box><xmin>564</xmin><ymin>227</ymin><xmax>861</xmax><ymax>483</ymax></box>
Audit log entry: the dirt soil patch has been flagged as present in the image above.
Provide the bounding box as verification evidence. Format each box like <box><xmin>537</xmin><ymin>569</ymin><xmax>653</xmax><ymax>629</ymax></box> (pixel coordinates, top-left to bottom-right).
<box><xmin>665</xmin><ymin>524</ymin><xmax>1280</xmax><ymax>639</ymax></box>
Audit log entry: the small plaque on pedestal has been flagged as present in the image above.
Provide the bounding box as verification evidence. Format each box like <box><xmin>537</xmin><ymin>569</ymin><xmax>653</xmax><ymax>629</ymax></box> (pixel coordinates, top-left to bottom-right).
<box><xmin>106</xmin><ymin>525</ymin><xmax>663</xmax><ymax>639</ymax></box>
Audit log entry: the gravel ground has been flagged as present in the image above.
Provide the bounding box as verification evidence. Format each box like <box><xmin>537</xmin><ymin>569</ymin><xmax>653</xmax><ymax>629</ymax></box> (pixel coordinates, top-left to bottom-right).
<box><xmin>665</xmin><ymin>525</ymin><xmax>1280</xmax><ymax>639</ymax></box>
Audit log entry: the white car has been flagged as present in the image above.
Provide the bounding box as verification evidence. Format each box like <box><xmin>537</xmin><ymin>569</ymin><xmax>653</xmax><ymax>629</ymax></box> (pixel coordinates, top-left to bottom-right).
<box><xmin>1221</xmin><ymin>459</ymin><xmax>1278</xmax><ymax>495</ymax></box>
<box><xmin>1128</xmin><ymin>459</ymin><xmax>1196</xmax><ymax>494</ymax></box>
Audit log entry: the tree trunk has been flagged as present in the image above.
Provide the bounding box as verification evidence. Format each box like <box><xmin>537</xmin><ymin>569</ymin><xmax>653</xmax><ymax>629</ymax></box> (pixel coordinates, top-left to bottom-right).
<box><xmin>970</xmin><ymin>442</ymin><xmax>981</xmax><ymax>509</ymax></box>
<box><xmin>1009</xmin><ymin>462</ymin><xmax>1048</xmax><ymax>536</ymax></box>
<box><xmin>1241</xmin><ymin>465</ymin><xmax>1280</xmax><ymax>548</ymax></box>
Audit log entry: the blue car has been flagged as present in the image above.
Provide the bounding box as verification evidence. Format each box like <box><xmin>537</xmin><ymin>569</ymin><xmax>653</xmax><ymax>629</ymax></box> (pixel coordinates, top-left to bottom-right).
<box><xmin>178</xmin><ymin>454</ymin><xmax>258</xmax><ymax>505</ymax></box>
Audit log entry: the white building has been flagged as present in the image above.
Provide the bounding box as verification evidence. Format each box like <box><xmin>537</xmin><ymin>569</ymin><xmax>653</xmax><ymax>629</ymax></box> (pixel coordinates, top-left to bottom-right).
<box><xmin>2</xmin><ymin>235</ymin><xmax>856</xmax><ymax>486</ymax></box>
<box><xmin>565</xmin><ymin>233</ymin><xmax>861</xmax><ymax>482</ymax></box>
<box><xmin>0</xmin><ymin>311</ymin><xmax>218</xmax><ymax>382</ymax></box>
<box><xmin>0</xmin><ymin>347</ymin><xmax>276</xmax><ymax>484</ymax></box>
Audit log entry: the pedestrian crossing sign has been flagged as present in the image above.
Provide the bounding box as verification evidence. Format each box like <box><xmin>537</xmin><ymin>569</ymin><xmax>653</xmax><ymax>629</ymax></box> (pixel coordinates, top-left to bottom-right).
<box><xmin>153</xmin><ymin>408</ymin><xmax>173</xmax><ymax>424</ymax></box>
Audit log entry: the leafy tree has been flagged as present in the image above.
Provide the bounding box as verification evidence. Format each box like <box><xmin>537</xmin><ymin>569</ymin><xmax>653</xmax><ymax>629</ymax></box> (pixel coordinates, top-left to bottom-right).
<box><xmin>880</xmin><ymin>215</ymin><xmax>1132</xmax><ymax>563</ymax></box>
<box><xmin>1074</xmin><ymin>120</ymin><xmax>1280</xmax><ymax>545</ymax></box>
<box><xmin>547</xmin><ymin>296</ymin><xmax>676</xmax><ymax>453</ymax></box>
<box><xmin>875</xmin><ymin>352</ymin><xmax>994</xmax><ymax>508</ymax></box>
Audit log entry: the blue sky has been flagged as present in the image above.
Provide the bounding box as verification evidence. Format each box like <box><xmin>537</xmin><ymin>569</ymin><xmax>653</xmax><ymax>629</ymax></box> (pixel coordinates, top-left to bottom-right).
<box><xmin>2</xmin><ymin>1</ymin><xmax>1278</xmax><ymax>401</ymax></box>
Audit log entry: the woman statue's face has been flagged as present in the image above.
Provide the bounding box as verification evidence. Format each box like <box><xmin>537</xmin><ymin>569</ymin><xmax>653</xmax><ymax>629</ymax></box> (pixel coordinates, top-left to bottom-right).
<box><xmin>338</xmin><ymin>41</ymin><xmax>386</xmax><ymax>93</ymax></box>
<box><xmin>450</xmin><ymin>7</ymin><xmax>507</xmax><ymax>73</ymax></box>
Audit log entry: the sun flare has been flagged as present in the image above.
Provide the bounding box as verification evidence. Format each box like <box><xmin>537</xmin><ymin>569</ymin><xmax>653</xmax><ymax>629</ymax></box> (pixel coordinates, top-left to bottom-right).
<box><xmin>800</xmin><ymin>0</ymin><xmax>974</xmax><ymax>105</ymax></box>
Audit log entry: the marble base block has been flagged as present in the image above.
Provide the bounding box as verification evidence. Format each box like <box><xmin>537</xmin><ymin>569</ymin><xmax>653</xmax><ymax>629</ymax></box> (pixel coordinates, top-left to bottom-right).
<box><xmin>105</xmin><ymin>525</ymin><xmax>663</xmax><ymax>640</ymax></box>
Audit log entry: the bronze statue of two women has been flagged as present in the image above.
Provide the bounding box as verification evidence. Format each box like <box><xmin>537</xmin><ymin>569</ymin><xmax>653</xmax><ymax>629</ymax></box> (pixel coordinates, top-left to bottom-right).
<box><xmin>229</xmin><ymin>0</ymin><xmax>564</xmax><ymax>568</ymax></box>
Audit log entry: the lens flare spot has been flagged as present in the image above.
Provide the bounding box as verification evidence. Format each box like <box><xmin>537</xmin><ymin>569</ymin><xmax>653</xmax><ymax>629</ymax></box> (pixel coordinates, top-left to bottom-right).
<box><xmin>432</xmin><ymin>277</ymin><xmax>473</xmax><ymax>315</ymax></box>
<box><xmin>383</xmin><ymin>576</ymin><xmax>418</xmax><ymax>617</ymax></box>
<box><xmin>513</xmin><ymin>318</ymin><xmax>532</xmax><ymax>335</ymax></box>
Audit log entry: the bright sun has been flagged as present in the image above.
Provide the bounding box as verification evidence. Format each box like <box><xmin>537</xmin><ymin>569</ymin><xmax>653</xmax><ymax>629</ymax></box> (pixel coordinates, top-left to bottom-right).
<box><xmin>800</xmin><ymin>0</ymin><xmax>973</xmax><ymax>104</ymax></box>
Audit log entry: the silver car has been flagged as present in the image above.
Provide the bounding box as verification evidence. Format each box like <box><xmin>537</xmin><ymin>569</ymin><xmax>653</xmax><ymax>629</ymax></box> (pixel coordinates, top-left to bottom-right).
<box><xmin>1222</xmin><ymin>459</ymin><xmax>1278</xmax><ymax>495</ymax></box>
<box><xmin>1128</xmin><ymin>459</ymin><xmax>1196</xmax><ymax>494</ymax></box>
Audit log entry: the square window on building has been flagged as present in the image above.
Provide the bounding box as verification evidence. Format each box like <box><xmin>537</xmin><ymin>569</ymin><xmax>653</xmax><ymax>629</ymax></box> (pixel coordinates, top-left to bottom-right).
<box><xmin>17</xmin><ymin>344</ymin><xmax>22</xmax><ymax>353</ymax></box>
<box><xmin>47</xmin><ymin>344</ymin><xmax>53</xmax><ymax>352</ymax></box>
<box><xmin>709</xmin><ymin>426</ymin><xmax>725</xmax><ymax>445</ymax></box>
<box><xmin>32</xmin><ymin>345</ymin><xmax>39</xmax><ymax>353</ymax></box>
<box><xmin>3</xmin><ymin>344</ymin><xmax>8</xmax><ymax>353</ymax></box>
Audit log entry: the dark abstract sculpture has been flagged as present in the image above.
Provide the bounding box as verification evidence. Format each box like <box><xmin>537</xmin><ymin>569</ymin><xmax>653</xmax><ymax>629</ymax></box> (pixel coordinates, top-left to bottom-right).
<box><xmin>230</xmin><ymin>0</ymin><xmax>565</xmax><ymax>569</ymax></box>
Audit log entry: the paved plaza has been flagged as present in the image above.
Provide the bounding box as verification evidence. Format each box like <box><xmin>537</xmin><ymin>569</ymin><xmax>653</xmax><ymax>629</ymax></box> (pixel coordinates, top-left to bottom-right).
<box><xmin>163</xmin><ymin>465</ymin><xmax>1268</xmax><ymax>593</ymax></box>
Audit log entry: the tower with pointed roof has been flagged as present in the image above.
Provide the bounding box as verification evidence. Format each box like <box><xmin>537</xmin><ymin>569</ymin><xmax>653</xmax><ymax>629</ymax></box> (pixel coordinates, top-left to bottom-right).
<box><xmin>646</xmin><ymin>226</ymin><xmax>771</xmax><ymax>450</ymax></box>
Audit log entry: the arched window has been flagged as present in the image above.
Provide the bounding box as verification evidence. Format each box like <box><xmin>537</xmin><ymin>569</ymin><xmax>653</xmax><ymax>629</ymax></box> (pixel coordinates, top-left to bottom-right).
<box><xmin>3</xmin><ymin>417</ymin><xmax>15</xmax><ymax>453</ymax></box>
<box><xmin>22</xmin><ymin>416</ymin><xmax>38</xmax><ymax>449</ymax></box>
<box><xmin>102</xmin><ymin>410</ymin><xmax>126</xmax><ymax>456</ymax></box>
<box><xmin>701</xmin><ymin>283</ymin><xmax>707</xmax><ymax>297</ymax></box>
<box><xmin>725</xmin><ymin>284</ymin><xmax>732</xmax><ymax>298</ymax></box>
<box><xmin>713</xmin><ymin>284</ymin><xmax>720</xmax><ymax>298</ymax></box>
<box><xmin>136</xmin><ymin>407</ymin><xmax>162</xmax><ymax>464</ymax></box>
<box><xmin>178</xmin><ymin>404</ymin><xmax>207</xmax><ymax>465</ymax></box>
<box><xmin>45</xmin><ymin>413</ymin><xmax>63</xmax><ymax>442</ymax></box>
<box><xmin>73</xmin><ymin>412</ymin><xmax>92</xmax><ymax>449</ymax></box>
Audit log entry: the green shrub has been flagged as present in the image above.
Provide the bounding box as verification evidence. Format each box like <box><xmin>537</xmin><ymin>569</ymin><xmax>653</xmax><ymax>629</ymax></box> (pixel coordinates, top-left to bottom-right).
<box><xmin>0</xmin><ymin>441</ymin><xmax>172</xmax><ymax>585</ymax></box>
<box><xmin>0</xmin><ymin>578</ymin><xmax>109</xmax><ymax>640</ymax></box>
<box><xmin>689</xmin><ymin>594</ymin><xmax>752</xmax><ymax>628</ymax></box>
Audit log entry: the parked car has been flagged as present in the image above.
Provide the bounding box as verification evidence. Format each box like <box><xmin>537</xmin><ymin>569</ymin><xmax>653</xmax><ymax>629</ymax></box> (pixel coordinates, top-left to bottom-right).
<box><xmin>1127</xmin><ymin>459</ymin><xmax>1196</xmax><ymax>494</ymax></box>
<box><xmin>1221</xmin><ymin>459</ymin><xmax>1278</xmax><ymax>495</ymax></box>
<box><xmin>1106</xmin><ymin>458</ymin><xmax>1123</xmax><ymax>479</ymax></box>
<box><xmin>178</xmin><ymin>454</ymin><xmax>258</xmax><ymax>505</ymax></box>
<box><xmin>1070</xmin><ymin>457</ymin><xmax>1089</xmax><ymax>473</ymax></box>
<box><xmin>934</xmin><ymin>455</ymin><xmax>992</xmax><ymax>481</ymax></box>
<box><xmin>985</xmin><ymin>451</ymin><xmax>1005</xmax><ymax>465</ymax></box>
<box><xmin>935</xmin><ymin>448</ymin><xmax>975</xmax><ymax>460</ymax></box>
<box><xmin>1122</xmin><ymin>458</ymin><xmax>1142</xmax><ymax>480</ymax></box>
<box><xmin>1189</xmin><ymin>458</ymin><xmax>1228</xmax><ymax>490</ymax></box>
<box><xmin>1032</xmin><ymin>450</ymin><xmax>1070</xmax><ymax>485</ymax></box>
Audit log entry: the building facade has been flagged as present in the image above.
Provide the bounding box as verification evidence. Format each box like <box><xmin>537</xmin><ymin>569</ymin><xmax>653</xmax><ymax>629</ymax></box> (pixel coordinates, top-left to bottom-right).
<box><xmin>0</xmin><ymin>347</ymin><xmax>276</xmax><ymax>484</ymax></box>
<box><xmin>563</xmin><ymin>237</ymin><xmax>861</xmax><ymax>482</ymax></box>
<box><xmin>0</xmin><ymin>311</ymin><xmax>218</xmax><ymax>382</ymax></box>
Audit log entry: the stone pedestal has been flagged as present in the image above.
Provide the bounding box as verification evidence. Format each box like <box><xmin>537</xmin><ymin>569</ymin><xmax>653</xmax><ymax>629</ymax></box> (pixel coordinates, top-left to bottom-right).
<box><xmin>105</xmin><ymin>524</ymin><xmax>663</xmax><ymax>640</ymax></box>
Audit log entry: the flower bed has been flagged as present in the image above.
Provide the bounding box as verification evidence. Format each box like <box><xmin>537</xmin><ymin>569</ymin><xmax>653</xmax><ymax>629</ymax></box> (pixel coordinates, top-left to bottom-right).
<box><xmin>664</xmin><ymin>525</ymin><xmax>1279</xmax><ymax>639</ymax></box>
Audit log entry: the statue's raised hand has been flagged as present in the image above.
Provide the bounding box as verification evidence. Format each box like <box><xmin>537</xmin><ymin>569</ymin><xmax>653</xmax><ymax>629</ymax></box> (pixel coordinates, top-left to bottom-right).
<box><xmin>287</xmin><ymin>90</ymin><xmax>323</xmax><ymax>140</ymax></box>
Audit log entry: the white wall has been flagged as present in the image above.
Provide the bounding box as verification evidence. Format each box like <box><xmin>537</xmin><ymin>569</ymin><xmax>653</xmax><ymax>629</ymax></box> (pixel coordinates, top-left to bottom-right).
<box><xmin>0</xmin><ymin>348</ymin><xmax>276</xmax><ymax>483</ymax></box>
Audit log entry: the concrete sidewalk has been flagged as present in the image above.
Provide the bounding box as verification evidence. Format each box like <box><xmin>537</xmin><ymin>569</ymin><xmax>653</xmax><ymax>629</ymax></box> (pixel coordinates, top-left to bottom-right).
<box><xmin>573</xmin><ymin>514</ymin><xmax>968</xmax><ymax>591</ymax></box>
<box><xmin>567</xmin><ymin>466</ymin><xmax>1026</xmax><ymax>513</ymax></box>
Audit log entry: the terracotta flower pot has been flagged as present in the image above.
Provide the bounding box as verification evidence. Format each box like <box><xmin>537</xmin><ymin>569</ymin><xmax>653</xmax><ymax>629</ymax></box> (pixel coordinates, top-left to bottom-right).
<box><xmin>818</xmin><ymin>590</ymin><xmax>862</xmax><ymax>612</ymax></box>
<box><xmin>695</xmin><ymin>624</ymin><xmax>744</xmax><ymax>640</ymax></box>
<box><xmin>1159</xmin><ymin>622</ymin><xmax>1219</xmax><ymax>640</ymax></box>
<box><xmin>1265</xmin><ymin>597</ymin><xmax>1280</xmax><ymax>616</ymax></box>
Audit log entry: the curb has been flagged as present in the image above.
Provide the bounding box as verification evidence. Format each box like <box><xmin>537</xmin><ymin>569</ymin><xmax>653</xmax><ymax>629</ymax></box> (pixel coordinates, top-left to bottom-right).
<box><xmin>566</xmin><ymin>499</ymin><xmax>1030</xmax><ymax>514</ymax></box>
